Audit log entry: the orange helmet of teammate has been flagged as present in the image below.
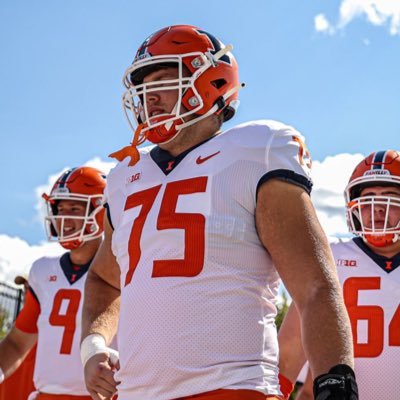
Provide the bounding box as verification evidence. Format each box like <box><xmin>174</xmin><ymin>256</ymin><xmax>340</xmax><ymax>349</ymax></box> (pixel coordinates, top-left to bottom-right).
<box><xmin>42</xmin><ymin>167</ymin><xmax>106</xmax><ymax>250</ymax></box>
<box><xmin>345</xmin><ymin>150</ymin><xmax>400</xmax><ymax>247</ymax></box>
<box><xmin>121</xmin><ymin>24</ymin><xmax>243</xmax><ymax>146</ymax></box>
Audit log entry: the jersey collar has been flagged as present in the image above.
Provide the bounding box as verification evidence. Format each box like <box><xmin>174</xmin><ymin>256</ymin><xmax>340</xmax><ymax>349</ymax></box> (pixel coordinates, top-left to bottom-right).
<box><xmin>150</xmin><ymin>136</ymin><xmax>216</xmax><ymax>175</ymax></box>
<box><xmin>353</xmin><ymin>237</ymin><xmax>400</xmax><ymax>273</ymax></box>
<box><xmin>60</xmin><ymin>252</ymin><xmax>91</xmax><ymax>284</ymax></box>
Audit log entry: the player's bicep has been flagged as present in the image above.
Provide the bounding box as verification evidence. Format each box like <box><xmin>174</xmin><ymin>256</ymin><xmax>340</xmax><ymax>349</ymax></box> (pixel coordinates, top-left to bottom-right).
<box><xmin>256</xmin><ymin>178</ymin><xmax>335</xmax><ymax>307</ymax></box>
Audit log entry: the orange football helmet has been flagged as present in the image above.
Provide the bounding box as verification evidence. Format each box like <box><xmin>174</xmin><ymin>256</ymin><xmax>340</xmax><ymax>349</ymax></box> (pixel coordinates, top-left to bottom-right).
<box><xmin>42</xmin><ymin>167</ymin><xmax>106</xmax><ymax>250</ymax></box>
<box><xmin>345</xmin><ymin>150</ymin><xmax>400</xmax><ymax>247</ymax></box>
<box><xmin>121</xmin><ymin>24</ymin><xmax>243</xmax><ymax>147</ymax></box>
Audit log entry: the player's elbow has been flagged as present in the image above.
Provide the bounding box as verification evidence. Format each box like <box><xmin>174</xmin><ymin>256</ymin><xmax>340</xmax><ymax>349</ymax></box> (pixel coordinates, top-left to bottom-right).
<box><xmin>294</xmin><ymin>273</ymin><xmax>342</xmax><ymax>316</ymax></box>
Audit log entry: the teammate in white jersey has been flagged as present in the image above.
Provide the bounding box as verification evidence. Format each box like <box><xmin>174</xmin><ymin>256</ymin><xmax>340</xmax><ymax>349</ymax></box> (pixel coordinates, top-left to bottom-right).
<box><xmin>80</xmin><ymin>25</ymin><xmax>358</xmax><ymax>400</ymax></box>
<box><xmin>0</xmin><ymin>166</ymin><xmax>106</xmax><ymax>400</ymax></box>
<box><xmin>279</xmin><ymin>150</ymin><xmax>400</xmax><ymax>399</ymax></box>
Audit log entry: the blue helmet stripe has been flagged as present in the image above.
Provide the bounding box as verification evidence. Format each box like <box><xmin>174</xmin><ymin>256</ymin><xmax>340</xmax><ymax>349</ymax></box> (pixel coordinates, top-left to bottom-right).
<box><xmin>373</xmin><ymin>151</ymin><xmax>386</xmax><ymax>169</ymax></box>
<box><xmin>58</xmin><ymin>168</ymin><xmax>75</xmax><ymax>188</ymax></box>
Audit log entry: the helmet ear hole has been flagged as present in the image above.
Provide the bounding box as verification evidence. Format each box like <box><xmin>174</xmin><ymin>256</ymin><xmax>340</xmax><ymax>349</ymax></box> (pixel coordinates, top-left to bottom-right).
<box><xmin>211</xmin><ymin>79</ymin><xmax>226</xmax><ymax>89</ymax></box>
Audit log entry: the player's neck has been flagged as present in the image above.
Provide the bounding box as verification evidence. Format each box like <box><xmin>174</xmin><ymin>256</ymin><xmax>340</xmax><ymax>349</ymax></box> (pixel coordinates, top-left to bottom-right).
<box><xmin>368</xmin><ymin>241</ymin><xmax>400</xmax><ymax>258</ymax></box>
<box><xmin>158</xmin><ymin>117</ymin><xmax>221</xmax><ymax>157</ymax></box>
<box><xmin>69</xmin><ymin>238</ymin><xmax>101</xmax><ymax>265</ymax></box>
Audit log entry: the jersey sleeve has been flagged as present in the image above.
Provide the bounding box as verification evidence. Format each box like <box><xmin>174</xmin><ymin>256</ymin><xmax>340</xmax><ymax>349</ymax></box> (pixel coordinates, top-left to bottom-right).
<box><xmin>257</xmin><ymin>123</ymin><xmax>313</xmax><ymax>196</ymax></box>
<box><xmin>103</xmin><ymin>159</ymin><xmax>131</xmax><ymax>231</ymax></box>
<box><xmin>14</xmin><ymin>288</ymin><xmax>40</xmax><ymax>333</ymax></box>
<box><xmin>103</xmin><ymin>203</ymin><xmax>114</xmax><ymax>230</ymax></box>
<box><xmin>103</xmin><ymin>166</ymin><xmax>117</xmax><ymax>230</ymax></box>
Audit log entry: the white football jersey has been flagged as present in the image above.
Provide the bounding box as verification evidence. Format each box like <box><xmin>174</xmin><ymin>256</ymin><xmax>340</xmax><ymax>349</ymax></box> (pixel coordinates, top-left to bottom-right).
<box><xmin>332</xmin><ymin>238</ymin><xmax>400</xmax><ymax>400</ymax></box>
<box><xmin>105</xmin><ymin>120</ymin><xmax>312</xmax><ymax>399</ymax></box>
<box><xmin>27</xmin><ymin>254</ymin><xmax>90</xmax><ymax>395</ymax></box>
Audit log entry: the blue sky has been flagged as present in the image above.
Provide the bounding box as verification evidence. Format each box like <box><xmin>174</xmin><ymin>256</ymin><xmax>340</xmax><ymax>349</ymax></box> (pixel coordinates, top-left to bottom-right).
<box><xmin>0</xmin><ymin>0</ymin><xmax>399</xmax><ymax>280</ymax></box>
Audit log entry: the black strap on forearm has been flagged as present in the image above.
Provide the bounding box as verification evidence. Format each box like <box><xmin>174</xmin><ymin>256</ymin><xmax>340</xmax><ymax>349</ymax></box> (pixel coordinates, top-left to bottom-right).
<box><xmin>313</xmin><ymin>364</ymin><xmax>358</xmax><ymax>400</ymax></box>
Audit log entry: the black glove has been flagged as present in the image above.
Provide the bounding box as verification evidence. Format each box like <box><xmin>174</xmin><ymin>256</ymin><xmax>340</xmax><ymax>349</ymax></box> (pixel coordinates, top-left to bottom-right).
<box><xmin>313</xmin><ymin>364</ymin><xmax>358</xmax><ymax>400</ymax></box>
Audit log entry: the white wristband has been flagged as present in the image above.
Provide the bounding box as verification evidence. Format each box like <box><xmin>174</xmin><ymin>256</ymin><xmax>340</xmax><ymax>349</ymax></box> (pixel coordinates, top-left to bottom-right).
<box><xmin>80</xmin><ymin>334</ymin><xmax>110</xmax><ymax>367</ymax></box>
<box><xmin>0</xmin><ymin>366</ymin><xmax>5</xmax><ymax>383</ymax></box>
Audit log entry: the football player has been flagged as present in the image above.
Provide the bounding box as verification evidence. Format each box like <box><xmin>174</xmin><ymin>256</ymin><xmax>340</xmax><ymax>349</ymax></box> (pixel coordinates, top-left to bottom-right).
<box><xmin>80</xmin><ymin>25</ymin><xmax>358</xmax><ymax>400</ymax></box>
<box><xmin>279</xmin><ymin>150</ymin><xmax>400</xmax><ymax>399</ymax></box>
<box><xmin>0</xmin><ymin>275</ymin><xmax>36</xmax><ymax>400</ymax></box>
<box><xmin>0</xmin><ymin>166</ymin><xmax>108</xmax><ymax>400</ymax></box>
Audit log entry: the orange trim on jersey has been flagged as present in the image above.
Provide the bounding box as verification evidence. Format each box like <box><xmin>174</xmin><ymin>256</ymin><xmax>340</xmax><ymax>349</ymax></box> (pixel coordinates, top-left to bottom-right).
<box><xmin>15</xmin><ymin>290</ymin><xmax>40</xmax><ymax>334</ymax></box>
<box><xmin>36</xmin><ymin>393</ymin><xmax>92</xmax><ymax>400</ymax></box>
<box><xmin>176</xmin><ymin>389</ymin><xmax>284</xmax><ymax>399</ymax></box>
<box><xmin>278</xmin><ymin>373</ymin><xmax>294</xmax><ymax>399</ymax></box>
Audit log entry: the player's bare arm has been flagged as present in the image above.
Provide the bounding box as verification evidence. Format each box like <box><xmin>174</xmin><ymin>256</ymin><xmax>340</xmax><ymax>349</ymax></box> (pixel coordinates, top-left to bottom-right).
<box><xmin>294</xmin><ymin>367</ymin><xmax>313</xmax><ymax>400</ymax></box>
<box><xmin>277</xmin><ymin>302</ymin><xmax>306</xmax><ymax>383</ymax></box>
<box><xmin>256</xmin><ymin>178</ymin><xmax>354</xmax><ymax>377</ymax></box>
<box><xmin>0</xmin><ymin>326</ymin><xmax>37</xmax><ymax>379</ymax></box>
<box><xmin>81</xmin><ymin>212</ymin><xmax>121</xmax><ymax>400</ymax></box>
<box><xmin>82</xmin><ymin>212</ymin><xmax>120</xmax><ymax>340</ymax></box>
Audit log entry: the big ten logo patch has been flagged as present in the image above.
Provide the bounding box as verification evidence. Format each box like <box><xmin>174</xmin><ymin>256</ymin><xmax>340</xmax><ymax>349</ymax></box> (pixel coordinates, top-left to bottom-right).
<box><xmin>337</xmin><ymin>259</ymin><xmax>358</xmax><ymax>267</ymax></box>
<box><xmin>126</xmin><ymin>172</ymin><xmax>142</xmax><ymax>185</ymax></box>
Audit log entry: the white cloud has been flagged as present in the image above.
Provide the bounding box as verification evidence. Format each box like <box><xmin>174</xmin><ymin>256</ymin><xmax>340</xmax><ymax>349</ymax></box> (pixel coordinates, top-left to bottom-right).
<box><xmin>315</xmin><ymin>0</ymin><xmax>400</xmax><ymax>36</ymax></box>
<box><xmin>314</xmin><ymin>14</ymin><xmax>333</xmax><ymax>34</ymax></box>
<box><xmin>0</xmin><ymin>235</ymin><xmax>64</xmax><ymax>284</ymax></box>
<box><xmin>312</xmin><ymin>153</ymin><xmax>364</xmax><ymax>193</ymax></box>
<box><xmin>0</xmin><ymin>153</ymin><xmax>365</xmax><ymax>284</ymax></box>
<box><xmin>311</xmin><ymin>153</ymin><xmax>364</xmax><ymax>237</ymax></box>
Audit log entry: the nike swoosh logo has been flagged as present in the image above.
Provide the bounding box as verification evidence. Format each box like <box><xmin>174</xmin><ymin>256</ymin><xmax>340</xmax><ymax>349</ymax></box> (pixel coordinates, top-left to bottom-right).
<box><xmin>196</xmin><ymin>151</ymin><xmax>221</xmax><ymax>164</ymax></box>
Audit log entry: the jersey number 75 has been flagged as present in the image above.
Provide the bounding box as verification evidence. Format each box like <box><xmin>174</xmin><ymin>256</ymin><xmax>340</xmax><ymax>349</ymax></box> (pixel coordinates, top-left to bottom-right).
<box><xmin>124</xmin><ymin>177</ymin><xmax>208</xmax><ymax>286</ymax></box>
